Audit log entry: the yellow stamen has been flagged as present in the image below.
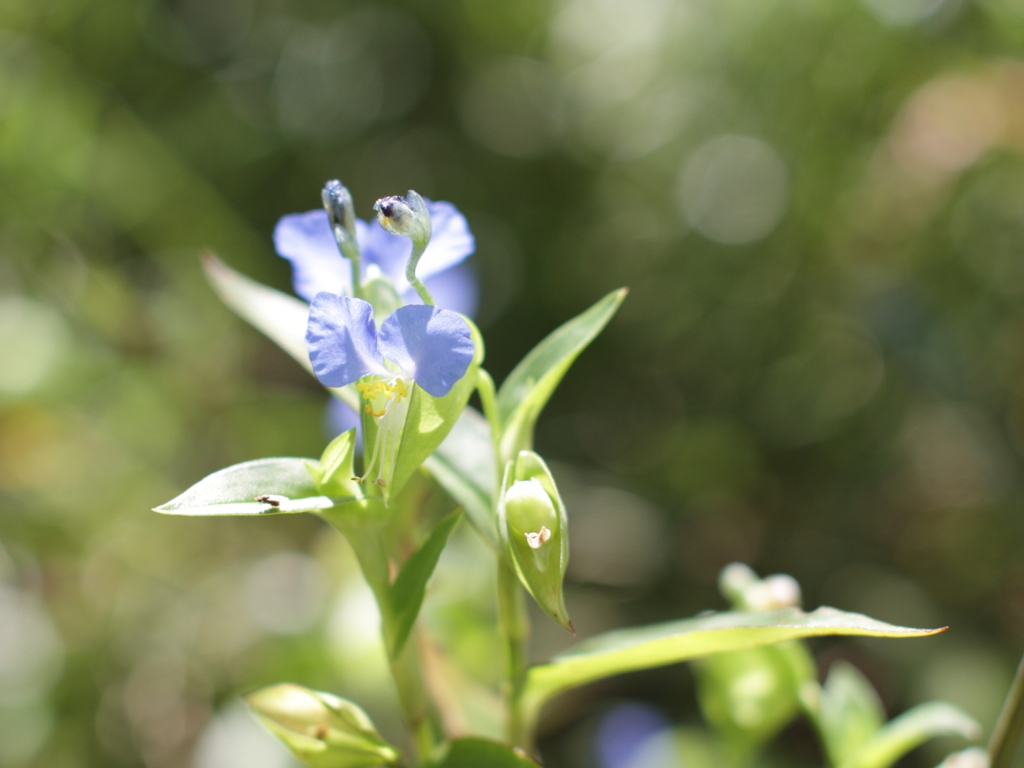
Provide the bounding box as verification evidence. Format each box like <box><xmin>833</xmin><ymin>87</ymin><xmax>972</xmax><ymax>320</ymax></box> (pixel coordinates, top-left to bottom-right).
<box><xmin>355</xmin><ymin>376</ymin><xmax>410</xmax><ymax>487</ymax></box>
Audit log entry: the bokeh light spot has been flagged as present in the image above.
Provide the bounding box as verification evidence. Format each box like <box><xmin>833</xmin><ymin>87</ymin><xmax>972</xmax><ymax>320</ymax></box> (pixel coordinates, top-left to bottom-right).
<box><xmin>677</xmin><ymin>135</ymin><xmax>789</xmax><ymax>244</ymax></box>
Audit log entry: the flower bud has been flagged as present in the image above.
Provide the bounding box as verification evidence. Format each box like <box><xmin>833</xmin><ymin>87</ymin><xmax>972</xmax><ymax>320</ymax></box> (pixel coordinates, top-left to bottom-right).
<box><xmin>322</xmin><ymin>180</ymin><xmax>356</xmax><ymax>239</ymax></box>
<box><xmin>718</xmin><ymin>563</ymin><xmax>801</xmax><ymax>612</ymax></box>
<box><xmin>322</xmin><ymin>180</ymin><xmax>358</xmax><ymax>261</ymax></box>
<box><xmin>373</xmin><ymin>190</ymin><xmax>431</xmax><ymax>245</ymax></box>
<box><xmin>246</xmin><ymin>683</ymin><xmax>400</xmax><ymax>768</ymax></box>
<box><xmin>696</xmin><ymin>640</ymin><xmax>814</xmax><ymax>753</ymax></box>
<box><xmin>498</xmin><ymin>451</ymin><xmax>572</xmax><ymax>633</ymax></box>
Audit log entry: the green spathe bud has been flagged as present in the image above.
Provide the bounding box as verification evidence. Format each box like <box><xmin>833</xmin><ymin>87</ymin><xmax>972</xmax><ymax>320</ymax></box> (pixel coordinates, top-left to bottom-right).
<box><xmin>246</xmin><ymin>683</ymin><xmax>400</xmax><ymax>768</ymax></box>
<box><xmin>498</xmin><ymin>451</ymin><xmax>572</xmax><ymax>633</ymax></box>
<box><xmin>373</xmin><ymin>190</ymin><xmax>431</xmax><ymax>245</ymax></box>
<box><xmin>696</xmin><ymin>640</ymin><xmax>815</xmax><ymax>756</ymax></box>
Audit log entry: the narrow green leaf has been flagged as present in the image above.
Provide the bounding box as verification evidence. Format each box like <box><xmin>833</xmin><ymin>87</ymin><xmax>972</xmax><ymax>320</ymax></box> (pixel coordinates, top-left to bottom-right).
<box><xmin>203</xmin><ymin>254</ymin><xmax>313</xmax><ymax>372</ymax></box>
<box><xmin>389</xmin><ymin>510</ymin><xmax>463</xmax><ymax>659</ymax></box>
<box><xmin>314</xmin><ymin>429</ymin><xmax>361</xmax><ymax>498</ymax></box>
<box><xmin>430</xmin><ymin>738</ymin><xmax>539</xmax><ymax>768</ymax></box>
<box><xmin>423</xmin><ymin>407</ymin><xmax>496</xmax><ymax>546</ymax></box>
<box><xmin>154</xmin><ymin>457</ymin><xmax>341</xmax><ymax>515</ymax></box>
<box><xmin>522</xmin><ymin>607</ymin><xmax>944</xmax><ymax>735</ymax></box>
<box><xmin>819</xmin><ymin>660</ymin><xmax>887</xmax><ymax>766</ymax></box>
<box><xmin>202</xmin><ymin>256</ymin><xmax>359</xmax><ymax>411</ymax></box>
<box><xmin>496</xmin><ymin>288</ymin><xmax>626</xmax><ymax>458</ymax></box>
<box><xmin>837</xmin><ymin>702</ymin><xmax>980</xmax><ymax>768</ymax></box>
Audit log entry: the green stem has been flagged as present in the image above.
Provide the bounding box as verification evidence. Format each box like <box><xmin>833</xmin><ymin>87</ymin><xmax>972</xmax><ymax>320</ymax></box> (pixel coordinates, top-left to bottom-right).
<box><xmin>324</xmin><ymin>511</ymin><xmax>440</xmax><ymax>764</ymax></box>
<box><xmin>331</xmin><ymin>225</ymin><xmax>363</xmax><ymax>300</ymax></box>
<box><xmin>476</xmin><ymin>368</ymin><xmax>502</xmax><ymax>455</ymax></box>
<box><xmin>389</xmin><ymin>636</ymin><xmax>440</xmax><ymax>764</ymax></box>
<box><xmin>989</xmin><ymin>651</ymin><xmax>1024</xmax><ymax>768</ymax></box>
<box><xmin>406</xmin><ymin>241</ymin><xmax>435</xmax><ymax>305</ymax></box>
<box><xmin>498</xmin><ymin>557</ymin><xmax>530</xmax><ymax>751</ymax></box>
<box><xmin>349</xmin><ymin>251</ymin><xmax>363</xmax><ymax>300</ymax></box>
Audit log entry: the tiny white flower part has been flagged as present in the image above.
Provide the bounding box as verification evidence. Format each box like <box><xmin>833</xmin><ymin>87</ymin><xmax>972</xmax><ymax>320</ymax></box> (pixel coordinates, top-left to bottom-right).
<box><xmin>745</xmin><ymin>574</ymin><xmax>802</xmax><ymax>610</ymax></box>
<box><xmin>525</xmin><ymin>526</ymin><xmax>552</xmax><ymax>549</ymax></box>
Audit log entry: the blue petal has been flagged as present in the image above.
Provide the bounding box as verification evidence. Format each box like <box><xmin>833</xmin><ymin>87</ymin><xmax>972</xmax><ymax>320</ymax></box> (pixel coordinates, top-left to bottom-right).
<box><xmin>306</xmin><ymin>294</ymin><xmax>390</xmax><ymax>387</ymax></box>
<box><xmin>357</xmin><ymin>217</ymin><xmax>409</xmax><ymax>284</ymax></box>
<box><xmin>274</xmin><ymin>211</ymin><xmax>351</xmax><ymax>302</ymax></box>
<box><xmin>325</xmin><ymin>397</ymin><xmax>363</xmax><ymax>449</ymax></box>
<box><xmin>418</xmin><ymin>263</ymin><xmax>479</xmax><ymax>317</ymax></box>
<box><xmin>377</xmin><ymin>306</ymin><xmax>475</xmax><ymax>397</ymax></box>
<box><xmin>359</xmin><ymin>200</ymin><xmax>476</xmax><ymax>293</ymax></box>
<box><xmin>419</xmin><ymin>201</ymin><xmax>475</xmax><ymax>278</ymax></box>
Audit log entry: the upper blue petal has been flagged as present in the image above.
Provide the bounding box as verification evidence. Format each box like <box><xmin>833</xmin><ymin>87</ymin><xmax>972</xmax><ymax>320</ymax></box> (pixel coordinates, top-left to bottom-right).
<box><xmin>275</xmin><ymin>200</ymin><xmax>475</xmax><ymax>307</ymax></box>
<box><xmin>306</xmin><ymin>294</ymin><xmax>390</xmax><ymax>388</ymax></box>
<box><xmin>377</xmin><ymin>306</ymin><xmax>475</xmax><ymax>398</ymax></box>
<box><xmin>274</xmin><ymin>211</ymin><xmax>350</xmax><ymax>302</ymax></box>
<box><xmin>422</xmin><ymin>263</ymin><xmax>479</xmax><ymax>317</ymax></box>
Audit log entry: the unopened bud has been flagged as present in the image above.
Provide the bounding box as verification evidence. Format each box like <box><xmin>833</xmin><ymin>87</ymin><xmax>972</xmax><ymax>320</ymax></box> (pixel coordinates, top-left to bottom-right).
<box><xmin>499</xmin><ymin>453</ymin><xmax>572</xmax><ymax>633</ymax></box>
<box><xmin>745</xmin><ymin>575</ymin><xmax>802</xmax><ymax>611</ymax></box>
<box><xmin>246</xmin><ymin>683</ymin><xmax>399</xmax><ymax>768</ymax></box>
<box><xmin>323</xmin><ymin>180</ymin><xmax>356</xmax><ymax>238</ymax></box>
<box><xmin>323</xmin><ymin>180</ymin><xmax>358</xmax><ymax>262</ymax></box>
<box><xmin>373</xmin><ymin>190</ymin><xmax>431</xmax><ymax>245</ymax></box>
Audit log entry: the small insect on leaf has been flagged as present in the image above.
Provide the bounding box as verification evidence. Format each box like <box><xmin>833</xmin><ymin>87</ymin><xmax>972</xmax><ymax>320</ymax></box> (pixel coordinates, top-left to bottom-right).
<box><xmin>255</xmin><ymin>494</ymin><xmax>288</xmax><ymax>507</ymax></box>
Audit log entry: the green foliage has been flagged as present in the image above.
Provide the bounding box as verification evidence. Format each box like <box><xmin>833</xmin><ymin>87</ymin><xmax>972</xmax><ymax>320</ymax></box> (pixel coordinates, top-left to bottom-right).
<box><xmin>835</xmin><ymin>702</ymin><xmax>980</xmax><ymax>768</ymax></box>
<box><xmin>521</xmin><ymin>607</ymin><xmax>944</xmax><ymax>736</ymax></box>
<box><xmin>816</xmin><ymin>661</ymin><xmax>888</xmax><ymax>766</ymax></box>
<box><xmin>429</xmin><ymin>738</ymin><xmax>540</xmax><ymax>767</ymax></box>
<box><xmin>424</xmin><ymin>408</ymin><xmax>497</xmax><ymax>545</ymax></box>
<box><xmin>495</xmin><ymin>288</ymin><xmax>626</xmax><ymax>460</ymax></box>
<box><xmin>154</xmin><ymin>457</ymin><xmax>334</xmax><ymax>515</ymax></box>
<box><xmin>389</xmin><ymin>510</ymin><xmax>462</xmax><ymax>659</ymax></box>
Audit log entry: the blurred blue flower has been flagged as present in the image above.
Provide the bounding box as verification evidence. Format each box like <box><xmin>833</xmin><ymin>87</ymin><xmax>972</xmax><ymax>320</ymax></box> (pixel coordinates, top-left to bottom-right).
<box><xmin>307</xmin><ymin>293</ymin><xmax>474</xmax><ymax>485</ymax></box>
<box><xmin>595</xmin><ymin>702</ymin><xmax>671</xmax><ymax>768</ymax></box>
<box><xmin>274</xmin><ymin>200</ymin><xmax>478</xmax><ymax>316</ymax></box>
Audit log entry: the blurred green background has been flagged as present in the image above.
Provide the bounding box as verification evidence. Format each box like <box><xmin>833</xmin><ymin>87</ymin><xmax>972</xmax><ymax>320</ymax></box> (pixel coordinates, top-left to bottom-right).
<box><xmin>3</xmin><ymin>0</ymin><xmax>1024</xmax><ymax>766</ymax></box>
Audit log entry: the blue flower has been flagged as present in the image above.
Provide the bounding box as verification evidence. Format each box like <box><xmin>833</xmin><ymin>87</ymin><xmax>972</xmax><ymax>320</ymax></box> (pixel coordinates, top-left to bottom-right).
<box><xmin>306</xmin><ymin>292</ymin><xmax>474</xmax><ymax>486</ymax></box>
<box><xmin>274</xmin><ymin>200</ymin><xmax>477</xmax><ymax>315</ymax></box>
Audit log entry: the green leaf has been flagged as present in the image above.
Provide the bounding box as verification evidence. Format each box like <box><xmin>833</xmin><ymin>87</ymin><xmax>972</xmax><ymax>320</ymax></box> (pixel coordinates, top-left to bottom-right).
<box><xmin>203</xmin><ymin>255</ymin><xmax>312</xmax><ymax>373</ymax></box>
<box><xmin>837</xmin><ymin>702</ymin><xmax>980</xmax><ymax>768</ymax></box>
<box><xmin>430</xmin><ymin>738</ymin><xmax>539</xmax><ymax>768</ymax></box>
<box><xmin>202</xmin><ymin>256</ymin><xmax>359</xmax><ymax>411</ymax></box>
<box><xmin>934</xmin><ymin>747</ymin><xmax>988</xmax><ymax>768</ymax></box>
<box><xmin>154</xmin><ymin>457</ymin><xmax>342</xmax><ymax>515</ymax></box>
<box><xmin>389</xmin><ymin>510</ymin><xmax>462</xmax><ymax>659</ymax></box>
<box><xmin>423</xmin><ymin>407</ymin><xmax>496</xmax><ymax>546</ymax></box>
<box><xmin>521</xmin><ymin>607</ymin><xmax>944</xmax><ymax>735</ymax></box>
<box><xmin>310</xmin><ymin>429</ymin><xmax>361</xmax><ymax>498</ymax></box>
<box><xmin>496</xmin><ymin>288</ymin><xmax>626</xmax><ymax>458</ymax></box>
<box><xmin>246</xmin><ymin>683</ymin><xmax>400</xmax><ymax>768</ymax></box>
<box><xmin>818</xmin><ymin>660</ymin><xmax>887</xmax><ymax>766</ymax></box>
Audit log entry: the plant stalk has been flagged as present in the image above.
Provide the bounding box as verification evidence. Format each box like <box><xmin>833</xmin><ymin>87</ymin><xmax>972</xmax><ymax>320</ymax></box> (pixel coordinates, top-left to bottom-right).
<box><xmin>325</xmin><ymin>511</ymin><xmax>440</xmax><ymax>764</ymax></box>
<box><xmin>476</xmin><ymin>369</ymin><xmax>502</xmax><ymax>456</ymax></box>
<box><xmin>990</xmin><ymin>651</ymin><xmax>1024</xmax><ymax>768</ymax></box>
<box><xmin>498</xmin><ymin>557</ymin><xmax>530</xmax><ymax>751</ymax></box>
<box><xmin>406</xmin><ymin>242</ymin><xmax>435</xmax><ymax>305</ymax></box>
